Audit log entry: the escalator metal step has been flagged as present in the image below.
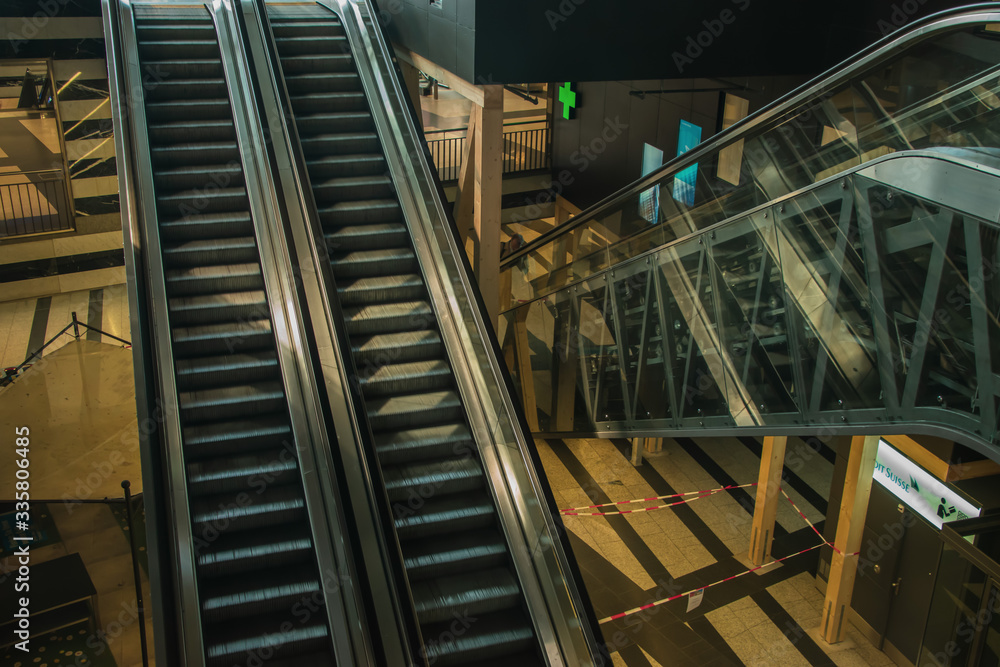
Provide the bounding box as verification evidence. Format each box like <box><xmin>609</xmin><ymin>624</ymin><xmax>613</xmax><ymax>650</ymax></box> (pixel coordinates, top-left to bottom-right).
<box><xmin>279</xmin><ymin>54</ymin><xmax>355</xmax><ymax>75</ymax></box>
<box><xmin>402</xmin><ymin>530</ymin><xmax>508</xmax><ymax>581</ymax></box>
<box><xmin>141</xmin><ymin>58</ymin><xmax>224</xmax><ymax>79</ymax></box>
<box><xmin>420</xmin><ymin>609</ymin><xmax>539</xmax><ymax>667</ymax></box>
<box><xmin>182</xmin><ymin>416</ymin><xmax>292</xmax><ymax>460</ymax></box>
<box><xmin>332</xmin><ymin>248</ymin><xmax>417</xmax><ymax>278</ymax></box>
<box><xmin>165</xmin><ymin>263</ymin><xmax>263</xmax><ymax>297</ymax></box>
<box><xmin>295</xmin><ymin>110</ymin><xmax>372</xmax><ymax>134</ymax></box>
<box><xmin>162</xmin><ymin>236</ymin><xmax>257</xmax><ymax>267</ymax></box>
<box><xmin>171</xmin><ymin>319</ymin><xmax>273</xmax><ymax>357</ymax></box>
<box><xmin>317</xmin><ymin>198</ymin><xmax>399</xmax><ymax>225</ymax></box>
<box><xmin>305</xmin><ymin>153</ymin><xmax>385</xmax><ymax>177</ymax></box>
<box><xmin>382</xmin><ymin>456</ymin><xmax>483</xmax><ymax>501</ymax></box>
<box><xmin>186</xmin><ymin>449</ymin><xmax>298</xmax><ymax>496</ymax></box>
<box><xmin>353</xmin><ymin>330</ymin><xmax>444</xmax><ymax>365</ymax></box>
<box><xmin>360</xmin><ymin>359</ymin><xmax>453</xmax><ymax>397</ymax></box>
<box><xmin>313</xmin><ymin>174</ymin><xmax>394</xmax><ymax>201</ymax></box>
<box><xmin>137</xmin><ymin>39</ymin><xmax>220</xmax><ymax>61</ymax></box>
<box><xmin>393</xmin><ymin>491</ymin><xmax>495</xmax><ymax>540</ymax></box>
<box><xmin>270</xmin><ymin>19</ymin><xmax>342</xmax><ymax>39</ymax></box>
<box><xmin>374</xmin><ymin>423</ymin><xmax>474</xmax><ymax>465</ymax></box>
<box><xmin>191</xmin><ymin>486</ymin><xmax>306</xmax><ymax>535</ymax></box>
<box><xmin>159</xmin><ymin>211</ymin><xmax>254</xmax><ymax>241</ymax></box>
<box><xmin>197</xmin><ymin>524</ymin><xmax>315</xmax><ymax>577</ymax></box>
<box><xmin>157</xmin><ymin>188</ymin><xmax>250</xmax><ymax>217</ymax></box>
<box><xmin>201</xmin><ymin>569</ymin><xmax>321</xmax><ymax>624</ymax></box>
<box><xmin>175</xmin><ymin>351</ymin><xmax>280</xmax><ymax>391</ymax></box>
<box><xmin>344</xmin><ymin>299</ymin><xmax>434</xmax><ymax>336</ymax></box>
<box><xmin>272</xmin><ymin>34</ymin><xmax>348</xmax><ymax>56</ymax></box>
<box><xmin>336</xmin><ymin>273</ymin><xmax>425</xmax><ymax>305</ymax></box>
<box><xmin>151</xmin><ymin>140</ymin><xmax>241</xmax><ymax>166</ymax></box>
<box><xmin>133</xmin><ymin>21</ymin><xmax>216</xmax><ymax>41</ymax></box>
<box><xmin>328</xmin><ymin>222</ymin><xmax>408</xmax><ymax>251</ymax></box>
<box><xmin>147</xmin><ymin>119</ymin><xmax>236</xmax><ymax>143</ymax></box>
<box><xmin>203</xmin><ymin>615</ymin><xmax>329</xmax><ymax>667</ymax></box>
<box><xmin>145</xmin><ymin>78</ymin><xmax>229</xmax><ymax>101</ymax></box>
<box><xmin>366</xmin><ymin>390</ymin><xmax>464</xmax><ymax>432</ymax></box>
<box><xmin>300</xmin><ymin>131</ymin><xmax>380</xmax><ymax>156</ymax></box>
<box><xmin>146</xmin><ymin>98</ymin><xmax>232</xmax><ymax>122</ymax></box>
<box><xmin>178</xmin><ymin>382</ymin><xmax>285</xmax><ymax>423</ymax></box>
<box><xmin>155</xmin><ymin>162</ymin><xmax>244</xmax><ymax>190</ymax></box>
<box><xmin>284</xmin><ymin>72</ymin><xmax>360</xmax><ymax>94</ymax></box>
<box><xmin>289</xmin><ymin>91</ymin><xmax>367</xmax><ymax>113</ymax></box>
<box><xmin>168</xmin><ymin>290</ymin><xmax>269</xmax><ymax>327</ymax></box>
<box><xmin>411</xmin><ymin>568</ymin><xmax>521</xmax><ymax>624</ymax></box>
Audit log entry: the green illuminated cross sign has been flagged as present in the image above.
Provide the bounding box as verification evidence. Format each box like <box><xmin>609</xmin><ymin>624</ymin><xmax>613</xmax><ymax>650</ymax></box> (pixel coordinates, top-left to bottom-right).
<box><xmin>558</xmin><ymin>81</ymin><xmax>576</xmax><ymax>120</ymax></box>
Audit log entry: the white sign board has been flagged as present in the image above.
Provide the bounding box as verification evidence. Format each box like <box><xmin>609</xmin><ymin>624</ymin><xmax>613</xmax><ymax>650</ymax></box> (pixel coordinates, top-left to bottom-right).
<box><xmin>686</xmin><ymin>588</ymin><xmax>705</xmax><ymax>612</ymax></box>
<box><xmin>873</xmin><ymin>440</ymin><xmax>981</xmax><ymax>529</ymax></box>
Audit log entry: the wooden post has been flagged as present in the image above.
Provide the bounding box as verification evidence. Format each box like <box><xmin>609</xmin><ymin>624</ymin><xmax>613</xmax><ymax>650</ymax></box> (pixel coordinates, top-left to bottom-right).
<box><xmin>749</xmin><ymin>436</ymin><xmax>788</xmax><ymax>566</ymax></box>
<box><xmin>822</xmin><ymin>434</ymin><xmax>880</xmax><ymax>644</ymax></box>
<box><xmin>453</xmin><ymin>111</ymin><xmax>478</xmax><ymax>247</ymax></box>
<box><xmin>397</xmin><ymin>60</ymin><xmax>424</xmax><ymax>130</ymax></box>
<box><xmin>552</xmin><ymin>308</ymin><xmax>578</xmax><ymax>432</ymax></box>
<box><xmin>512</xmin><ymin>306</ymin><xmax>539</xmax><ymax>431</ymax></box>
<box><xmin>473</xmin><ymin>84</ymin><xmax>503</xmax><ymax>326</ymax></box>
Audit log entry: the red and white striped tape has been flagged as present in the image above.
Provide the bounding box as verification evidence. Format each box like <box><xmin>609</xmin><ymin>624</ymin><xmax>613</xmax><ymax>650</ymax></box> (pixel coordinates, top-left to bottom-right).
<box><xmin>559</xmin><ymin>483</ymin><xmax>757</xmax><ymax>516</ymax></box>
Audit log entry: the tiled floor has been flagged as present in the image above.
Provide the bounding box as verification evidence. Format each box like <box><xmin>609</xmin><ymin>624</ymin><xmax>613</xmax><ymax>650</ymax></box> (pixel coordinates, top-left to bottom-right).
<box><xmin>538</xmin><ymin>436</ymin><xmax>894</xmax><ymax>667</ymax></box>
<box><xmin>0</xmin><ymin>283</ymin><xmax>131</xmax><ymax>372</ymax></box>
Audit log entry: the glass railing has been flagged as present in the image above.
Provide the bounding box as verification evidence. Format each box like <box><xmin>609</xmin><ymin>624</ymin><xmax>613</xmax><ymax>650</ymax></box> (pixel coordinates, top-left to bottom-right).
<box><xmin>498</xmin><ymin>152</ymin><xmax>1000</xmax><ymax>450</ymax></box>
<box><xmin>500</xmin><ymin>7</ymin><xmax>1000</xmax><ymax>311</ymax></box>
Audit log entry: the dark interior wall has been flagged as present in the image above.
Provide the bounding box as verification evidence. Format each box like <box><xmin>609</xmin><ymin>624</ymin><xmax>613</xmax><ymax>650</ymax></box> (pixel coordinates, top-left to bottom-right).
<box><xmin>382</xmin><ymin>0</ymin><xmax>476</xmax><ymax>83</ymax></box>
<box><xmin>552</xmin><ymin>75</ymin><xmax>805</xmax><ymax>209</ymax></box>
<box><xmin>472</xmin><ymin>0</ymin><xmax>969</xmax><ymax>83</ymax></box>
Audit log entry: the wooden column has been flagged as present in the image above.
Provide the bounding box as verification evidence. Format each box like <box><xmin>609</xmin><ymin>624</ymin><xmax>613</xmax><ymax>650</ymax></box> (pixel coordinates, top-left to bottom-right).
<box><xmin>749</xmin><ymin>436</ymin><xmax>788</xmax><ymax>566</ymax></box>
<box><xmin>453</xmin><ymin>111</ymin><xmax>478</xmax><ymax>248</ymax></box>
<box><xmin>397</xmin><ymin>60</ymin><xmax>424</xmax><ymax>130</ymax></box>
<box><xmin>822</xmin><ymin>434</ymin><xmax>880</xmax><ymax>644</ymax></box>
<box><xmin>512</xmin><ymin>306</ymin><xmax>539</xmax><ymax>431</ymax></box>
<box><xmin>472</xmin><ymin>84</ymin><xmax>503</xmax><ymax>326</ymax></box>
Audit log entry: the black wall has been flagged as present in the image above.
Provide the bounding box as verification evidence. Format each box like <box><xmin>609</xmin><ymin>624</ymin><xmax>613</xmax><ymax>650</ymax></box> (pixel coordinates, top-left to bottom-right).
<box><xmin>381</xmin><ymin>0</ymin><xmax>970</xmax><ymax>84</ymax></box>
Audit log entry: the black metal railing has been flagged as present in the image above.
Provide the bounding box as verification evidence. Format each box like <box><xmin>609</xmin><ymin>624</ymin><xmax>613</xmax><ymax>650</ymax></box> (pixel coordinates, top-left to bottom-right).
<box><xmin>0</xmin><ymin>168</ymin><xmax>74</xmax><ymax>237</ymax></box>
<box><xmin>425</xmin><ymin>124</ymin><xmax>551</xmax><ymax>181</ymax></box>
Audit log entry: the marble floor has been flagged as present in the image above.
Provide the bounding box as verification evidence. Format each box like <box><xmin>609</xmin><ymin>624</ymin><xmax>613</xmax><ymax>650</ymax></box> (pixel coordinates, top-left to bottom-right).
<box><xmin>0</xmin><ymin>283</ymin><xmax>131</xmax><ymax>372</ymax></box>
<box><xmin>538</xmin><ymin>436</ymin><xmax>894</xmax><ymax>667</ymax></box>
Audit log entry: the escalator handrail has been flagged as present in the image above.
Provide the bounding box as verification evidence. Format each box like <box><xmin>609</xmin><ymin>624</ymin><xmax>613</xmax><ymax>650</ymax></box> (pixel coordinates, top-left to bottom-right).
<box><xmin>500</xmin><ymin>3</ymin><xmax>1000</xmax><ymax>270</ymax></box>
<box><xmin>236</xmin><ymin>0</ymin><xmax>421</xmax><ymax>663</ymax></box>
<box><xmin>334</xmin><ymin>0</ymin><xmax>608</xmax><ymax>663</ymax></box>
<box><xmin>101</xmin><ymin>0</ymin><xmax>206</xmax><ymax>664</ymax></box>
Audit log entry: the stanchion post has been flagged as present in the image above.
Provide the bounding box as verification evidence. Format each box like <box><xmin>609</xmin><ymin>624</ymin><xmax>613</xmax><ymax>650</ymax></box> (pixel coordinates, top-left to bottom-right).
<box><xmin>121</xmin><ymin>480</ymin><xmax>150</xmax><ymax>666</ymax></box>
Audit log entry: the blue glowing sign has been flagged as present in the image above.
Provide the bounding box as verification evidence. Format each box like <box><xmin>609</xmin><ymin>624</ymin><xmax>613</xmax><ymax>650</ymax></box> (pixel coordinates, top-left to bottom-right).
<box><xmin>672</xmin><ymin>120</ymin><xmax>702</xmax><ymax>207</ymax></box>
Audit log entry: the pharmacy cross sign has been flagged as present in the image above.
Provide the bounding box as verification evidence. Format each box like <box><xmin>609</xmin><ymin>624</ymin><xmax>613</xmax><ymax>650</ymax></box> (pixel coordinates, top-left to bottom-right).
<box><xmin>559</xmin><ymin>81</ymin><xmax>577</xmax><ymax>120</ymax></box>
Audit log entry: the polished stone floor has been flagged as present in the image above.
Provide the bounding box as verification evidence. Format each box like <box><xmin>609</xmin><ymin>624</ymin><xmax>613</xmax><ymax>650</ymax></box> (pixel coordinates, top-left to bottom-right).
<box><xmin>538</xmin><ymin>437</ymin><xmax>895</xmax><ymax>667</ymax></box>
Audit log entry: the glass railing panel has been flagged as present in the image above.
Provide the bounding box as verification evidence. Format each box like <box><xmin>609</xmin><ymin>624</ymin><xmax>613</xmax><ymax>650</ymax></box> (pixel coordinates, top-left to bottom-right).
<box><xmin>501</xmin><ymin>14</ymin><xmax>1000</xmax><ymax>316</ymax></box>
<box><xmin>711</xmin><ymin>211</ymin><xmax>799</xmax><ymax>416</ymax></box>
<box><xmin>657</xmin><ymin>237</ymin><xmax>731</xmax><ymax>421</ymax></box>
<box><xmin>575</xmin><ymin>274</ymin><xmax>626</xmax><ymax>425</ymax></box>
<box><xmin>774</xmin><ymin>179</ymin><xmax>881</xmax><ymax>412</ymax></box>
<box><xmin>611</xmin><ymin>260</ymin><xmax>670</xmax><ymax>423</ymax></box>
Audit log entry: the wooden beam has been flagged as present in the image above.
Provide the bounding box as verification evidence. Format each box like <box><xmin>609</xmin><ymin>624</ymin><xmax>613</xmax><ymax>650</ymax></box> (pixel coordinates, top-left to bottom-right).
<box><xmin>749</xmin><ymin>436</ymin><xmax>787</xmax><ymax>566</ymax></box>
<box><xmin>396</xmin><ymin>60</ymin><xmax>424</xmax><ymax>130</ymax></box>
<box><xmin>513</xmin><ymin>306</ymin><xmax>539</xmax><ymax>431</ymax></box>
<box><xmin>822</xmin><ymin>434</ymin><xmax>880</xmax><ymax>644</ymax></box>
<box><xmin>390</xmin><ymin>44</ymin><xmax>484</xmax><ymax>106</ymax></box>
<box><xmin>453</xmin><ymin>110</ymin><xmax>477</xmax><ymax>247</ymax></box>
<box><xmin>948</xmin><ymin>458</ymin><xmax>1000</xmax><ymax>482</ymax></box>
<box><xmin>473</xmin><ymin>84</ymin><xmax>503</xmax><ymax>325</ymax></box>
<box><xmin>882</xmin><ymin>434</ymin><xmax>950</xmax><ymax>481</ymax></box>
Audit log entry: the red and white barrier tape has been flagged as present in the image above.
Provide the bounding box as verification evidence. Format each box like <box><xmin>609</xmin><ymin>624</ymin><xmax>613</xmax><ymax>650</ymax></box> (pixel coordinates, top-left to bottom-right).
<box><xmin>559</xmin><ymin>483</ymin><xmax>757</xmax><ymax>515</ymax></box>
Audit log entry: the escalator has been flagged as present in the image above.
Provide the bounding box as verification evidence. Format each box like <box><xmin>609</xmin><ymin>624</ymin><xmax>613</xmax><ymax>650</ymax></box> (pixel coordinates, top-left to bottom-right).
<box><xmin>496</xmin><ymin>6</ymin><xmax>1000</xmax><ymax>454</ymax></box>
<box><xmin>262</xmin><ymin>6</ymin><xmax>545</xmax><ymax>665</ymax></box>
<box><xmin>105</xmin><ymin>4</ymin><xmax>352</xmax><ymax>665</ymax></box>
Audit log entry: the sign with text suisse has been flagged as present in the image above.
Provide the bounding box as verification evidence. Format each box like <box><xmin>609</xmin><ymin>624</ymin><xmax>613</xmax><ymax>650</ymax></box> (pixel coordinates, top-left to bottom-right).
<box><xmin>873</xmin><ymin>439</ymin><xmax>981</xmax><ymax>529</ymax></box>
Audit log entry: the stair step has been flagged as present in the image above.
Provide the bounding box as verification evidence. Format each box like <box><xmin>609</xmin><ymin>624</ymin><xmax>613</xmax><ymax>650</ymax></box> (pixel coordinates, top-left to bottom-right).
<box><xmin>284</xmin><ymin>72</ymin><xmax>361</xmax><ymax>94</ymax></box>
<box><xmin>374</xmin><ymin>423</ymin><xmax>474</xmax><ymax>465</ymax></box>
<box><xmin>332</xmin><ymin>248</ymin><xmax>418</xmax><ymax>279</ymax></box>
<box><xmin>151</xmin><ymin>141</ymin><xmax>241</xmax><ymax>167</ymax></box>
<box><xmin>200</xmin><ymin>569</ymin><xmax>320</xmax><ymax>623</ymax></box>
<box><xmin>305</xmin><ymin>153</ymin><xmax>385</xmax><ymax>177</ymax></box>
<box><xmin>300</xmin><ymin>131</ymin><xmax>380</xmax><ymax>156</ymax></box>
<box><xmin>420</xmin><ymin>609</ymin><xmax>538</xmax><ymax>667</ymax></box>
<box><xmin>175</xmin><ymin>351</ymin><xmax>279</xmax><ymax>391</ymax></box>
<box><xmin>196</xmin><ymin>524</ymin><xmax>315</xmax><ymax>577</ymax></box>
<box><xmin>411</xmin><ymin>568</ymin><xmax>521</xmax><ymax>624</ymax></box>
<box><xmin>337</xmin><ymin>273</ymin><xmax>424</xmax><ymax>306</ymax></box>
<box><xmin>182</xmin><ymin>416</ymin><xmax>292</xmax><ymax>460</ymax></box>
<box><xmin>178</xmin><ymin>382</ymin><xmax>285</xmax><ymax>424</ymax></box>
<box><xmin>186</xmin><ymin>449</ymin><xmax>298</xmax><ymax>496</ymax></box>
<box><xmin>190</xmin><ymin>486</ymin><xmax>305</xmax><ymax>535</ymax></box>
<box><xmin>162</xmin><ymin>236</ymin><xmax>257</xmax><ymax>267</ymax></box>
<box><xmin>313</xmin><ymin>174</ymin><xmax>394</xmax><ymax>202</ymax></box>
<box><xmin>382</xmin><ymin>456</ymin><xmax>483</xmax><ymax>502</ymax></box>
<box><xmin>202</xmin><ymin>612</ymin><xmax>329</xmax><ymax>667</ymax></box>
<box><xmin>393</xmin><ymin>491</ymin><xmax>496</xmax><ymax>540</ymax></box>
<box><xmin>290</xmin><ymin>91</ymin><xmax>368</xmax><ymax>113</ymax></box>
<box><xmin>360</xmin><ymin>359</ymin><xmax>453</xmax><ymax>397</ymax></box>
<box><xmin>402</xmin><ymin>529</ymin><xmax>508</xmax><ymax>581</ymax></box>
<box><xmin>168</xmin><ymin>290</ymin><xmax>270</xmax><ymax>327</ymax></box>
<box><xmin>159</xmin><ymin>211</ymin><xmax>254</xmax><ymax>241</ymax></box>
<box><xmin>318</xmin><ymin>198</ymin><xmax>399</xmax><ymax>226</ymax></box>
<box><xmin>344</xmin><ymin>300</ymin><xmax>434</xmax><ymax>336</ymax></box>
<box><xmin>366</xmin><ymin>389</ymin><xmax>464</xmax><ymax>432</ymax></box>
<box><xmin>171</xmin><ymin>319</ymin><xmax>273</xmax><ymax>357</ymax></box>
<box><xmin>155</xmin><ymin>163</ymin><xmax>244</xmax><ymax>190</ymax></box>
<box><xmin>165</xmin><ymin>263</ymin><xmax>263</xmax><ymax>297</ymax></box>
<box><xmin>327</xmin><ymin>222</ymin><xmax>408</xmax><ymax>252</ymax></box>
